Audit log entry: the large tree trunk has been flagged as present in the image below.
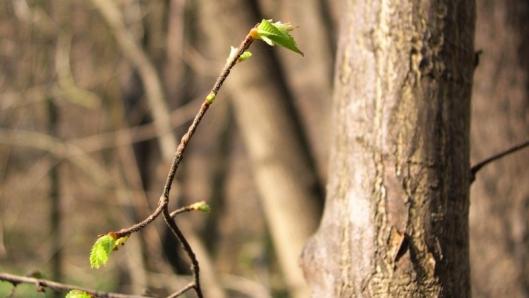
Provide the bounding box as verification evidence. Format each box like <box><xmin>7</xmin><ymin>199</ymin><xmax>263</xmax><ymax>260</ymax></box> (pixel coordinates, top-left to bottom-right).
<box><xmin>301</xmin><ymin>0</ymin><xmax>475</xmax><ymax>296</ymax></box>
<box><xmin>470</xmin><ymin>0</ymin><xmax>529</xmax><ymax>296</ymax></box>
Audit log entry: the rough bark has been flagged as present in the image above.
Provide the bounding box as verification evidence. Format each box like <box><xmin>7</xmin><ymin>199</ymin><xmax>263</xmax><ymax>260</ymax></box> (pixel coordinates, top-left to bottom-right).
<box><xmin>301</xmin><ymin>0</ymin><xmax>475</xmax><ymax>296</ymax></box>
<box><xmin>470</xmin><ymin>0</ymin><xmax>529</xmax><ymax>296</ymax></box>
<box><xmin>197</xmin><ymin>1</ymin><xmax>323</xmax><ymax>297</ymax></box>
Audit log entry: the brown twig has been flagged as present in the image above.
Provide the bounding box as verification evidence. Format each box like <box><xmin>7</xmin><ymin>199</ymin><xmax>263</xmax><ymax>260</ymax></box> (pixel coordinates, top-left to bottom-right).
<box><xmin>111</xmin><ymin>31</ymin><xmax>255</xmax><ymax>297</ymax></box>
<box><xmin>166</xmin><ymin>282</ymin><xmax>195</xmax><ymax>298</ymax></box>
<box><xmin>0</xmin><ymin>272</ymin><xmax>153</xmax><ymax>298</ymax></box>
<box><xmin>470</xmin><ymin>139</ymin><xmax>529</xmax><ymax>183</ymax></box>
<box><xmin>169</xmin><ymin>205</ymin><xmax>196</xmax><ymax>218</ymax></box>
<box><xmin>163</xmin><ymin>209</ymin><xmax>203</xmax><ymax>297</ymax></box>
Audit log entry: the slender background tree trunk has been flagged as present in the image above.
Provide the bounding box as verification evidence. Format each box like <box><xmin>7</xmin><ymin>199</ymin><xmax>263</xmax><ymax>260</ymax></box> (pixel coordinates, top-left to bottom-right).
<box><xmin>470</xmin><ymin>0</ymin><xmax>529</xmax><ymax>296</ymax></box>
<box><xmin>302</xmin><ymin>0</ymin><xmax>475</xmax><ymax>296</ymax></box>
<box><xmin>197</xmin><ymin>1</ymin><xmax>324</xmax><ymax>297</ymax></box>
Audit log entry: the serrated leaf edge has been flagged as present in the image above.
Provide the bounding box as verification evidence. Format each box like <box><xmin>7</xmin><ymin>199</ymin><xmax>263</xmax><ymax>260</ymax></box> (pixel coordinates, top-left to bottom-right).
<box><xmin>255</xmin><ymin>19</ymin><xmax>303</xmax><ymax>55</ymax></box>
<box><xmin>89</xmin><ymin>234</ymin><xmax>116</xmax><ymax>269</ymax></box>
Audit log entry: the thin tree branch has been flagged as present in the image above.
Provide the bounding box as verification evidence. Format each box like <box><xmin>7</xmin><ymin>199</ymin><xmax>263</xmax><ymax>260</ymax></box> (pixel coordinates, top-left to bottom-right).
<box><xmin>0</xmin><ymin>128</ymin><xmax>111</xmax><ymax>187</ymax></box>
<box><xmin>72</xmin><ymin>99</ymin><xmax>201</xmax><ymax>152</ymax></box>
<box><xmin>0</xmin><ymin>272</ymin><xmax>153</xmax><ymax>298</ymax></box>
<box><xmin>470</xmin><ymin>139</ymin><xmax>529</xmax><ymax>182</ymax></box>
<box><xmin>163</xmin><ymin>209</ymin><xmax>202</xmax><ymax>297</ymax></box>
<box><xmin>0</xmin><ymin>99</ymin><xmax>199</xmax><ymax>158</ymax></box>
<box><xmin>166</xmin><ymin>282</ymin><xmax>195</xmax><ymax>298</ymax></box>
<box><xmin>1</xmin><ymin>25</ymin><xmax>255</xmax><ymax>298</ymax></box>
<box><xmin>113</xmin><ymin>32</ymin><xmax>254</xmax><ymax>238</ymax></box>
<box><xmin>111</xmin><ymin>31</ymin><xmax>255</xmax><ymax>297</ymax></box>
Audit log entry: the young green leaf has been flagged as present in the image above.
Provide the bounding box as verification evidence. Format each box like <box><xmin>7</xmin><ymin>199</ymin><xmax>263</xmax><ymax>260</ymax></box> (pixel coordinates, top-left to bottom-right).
<box><xmin>114</xmin><ymin>235</ymin><xmax>129</xmax><ymax>248</ymax></box>
<box><xmin>65</xmin><ymin>290</ymin><xmax>93</xmax><ymax>298</ymax></box>
<box><xmin>255</xmin><ymin>19</ymin><xmax>303</xmax><ymax>56</ymax></box>
<box><xmin>238</xmin><ymin>50</ymin><xmax>253</xmax><ymax>62</ymax></box>
<box><xmin>89</xmin><ymin>234</ymin><xmax>116</xmax><ymax>269</ymax></box>
<box><xmin>189</xmin><ymin>201</ymin><xmax>211</xmax><ymax>213</ymax></box>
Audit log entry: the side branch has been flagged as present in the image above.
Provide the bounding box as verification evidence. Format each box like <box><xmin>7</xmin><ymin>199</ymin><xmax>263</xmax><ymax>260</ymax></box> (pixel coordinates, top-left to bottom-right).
<box><xmin>0</xmin><ymin>272</ymin><xmax>152</xmax><ymax>298</ymax></box>
<box><xmin>162</xmin><ymin>209</ymin><xmax>202</xmax><ymax>297</ymax></box>
<box><xmin>470</xmin><ymin>139</ymin><xmax>529</xmax><ymax>182</ymax></box>
<box><xmin>109</xmin><ymin>31</ymin><xmax>255</xmax><ymax>298</ymax></box>
<box><xmin>167</xmin><ymin>283</ymin><xmax>195</xmax><ymax>298</ymax></box>
<box><xmin>113</xmin><ymin>33</ymin><xmax>254</xmax><ymax>237</ymax></box>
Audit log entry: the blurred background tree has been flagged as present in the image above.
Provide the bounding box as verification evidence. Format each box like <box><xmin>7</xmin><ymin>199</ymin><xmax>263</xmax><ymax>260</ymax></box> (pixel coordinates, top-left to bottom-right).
<box><xmin>0</xmin><ymin>0</ymin><xmax>527</xmax><ymax>297</ymax></box>
<box><xmin>470</xmin><ymin>0</ymin><xmax>529</xmax><ymax>296</ymax></box>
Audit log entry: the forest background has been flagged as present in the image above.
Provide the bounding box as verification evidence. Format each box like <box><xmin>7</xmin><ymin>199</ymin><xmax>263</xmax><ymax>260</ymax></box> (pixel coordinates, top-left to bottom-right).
<box><xmin>0</xmin><ymin>0</ymin><xmax>528</xmax><ymax>297</ymax></box>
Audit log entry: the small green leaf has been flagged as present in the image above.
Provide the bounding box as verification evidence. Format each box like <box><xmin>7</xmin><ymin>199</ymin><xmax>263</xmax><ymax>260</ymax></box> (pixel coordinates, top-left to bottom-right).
<box><xmin>228</xmin><ymin>46</ymin><xmax>252</xmax><ymax>63</ymax></box>
<box><xmin>189</xmin><ymin>201</ymin><xmax>211</xmax><ymax>213</ymax></box>
<box><xmin>238</xmin><ymin>50</ymin><xmax>252</xmax><ymax>62</ymax></box>
<box><xmin>255</xmin><ymin>19</ymin><xmax>303</xmax><ymax>55</ymax></box>
<box><xmin>89</xmin><ymin>234</ymin><xmax>116</xmax><ymax>269</ymax></box>
<box><xmin>65</xmin><ymin>290</ymin><xmax>93</xmax><ymax>298</ymax></box>
<box><xmin>114</xmin><ymin>236</ymin><xmax>129</xmax><ymax>248</ymax></box>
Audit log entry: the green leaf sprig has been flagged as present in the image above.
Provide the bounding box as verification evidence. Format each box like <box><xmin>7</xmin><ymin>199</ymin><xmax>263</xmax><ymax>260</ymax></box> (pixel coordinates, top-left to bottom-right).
<box><xmin>89</xmin><ymin>233</ymin><xmax>128</xmax><ymax>269</ymax></box>
<box><xmin>251</xmin><ymin>19</ymin><xmax>303</xmax><ymax>56</ymax></box>
<box><xmin>228</xmin><ymin>46</ymin><xmax>253</xmax><ymax>63</ymax></box>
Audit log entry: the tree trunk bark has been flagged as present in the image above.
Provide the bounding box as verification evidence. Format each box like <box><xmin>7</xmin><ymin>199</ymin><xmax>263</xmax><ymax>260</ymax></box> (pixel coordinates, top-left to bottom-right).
<box><xmin>470</xmin><ymin>0</ymin><xmax>529</xmax><ymax>296</ymax></box>
<box><xmin>301</xmin><ymin>0</ymin><xmax>475</xmax><ymax>296</ymax></box>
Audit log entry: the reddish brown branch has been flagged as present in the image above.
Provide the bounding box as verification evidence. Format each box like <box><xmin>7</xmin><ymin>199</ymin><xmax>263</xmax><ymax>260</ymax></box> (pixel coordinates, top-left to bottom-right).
<box><xmin>115</xmin><ymin>196</ymin><xmax>167</xmax><ymax>238</ymax></box>
<box><xmin>109</xmin><ymin>31</ymin><xmax>255</xmax><ymax>297</ymax></box>
<box><xmin>470</xmin><ymin>139</ymin><xmax>529</xmax><ymax>183</ymax></box>
<box><xmin>113</xmin><ymin>32</ymin><xmax>254</xmax><ymax>238</ymax></box>
<box><xmin>0</xmin><ymin>272</ymin><xmax>152</xmax><ymax>298</ymax></box>
<box><xmin>163</xmin><ymin>209</ymin><xmax>203</xmax><ymax>297</ymax></box>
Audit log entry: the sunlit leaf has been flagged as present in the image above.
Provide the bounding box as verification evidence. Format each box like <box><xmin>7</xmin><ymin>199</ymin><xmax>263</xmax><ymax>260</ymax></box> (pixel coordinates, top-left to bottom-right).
<box><xmin>228</xmin><ymin>46</ymin><xmax>252</xmax><ymax>63</ymax></box>
<box><xmin>238</xmin><ymin>50</ymin><xmax>253</xmax><ymax>62</ymax></box>
<box><xmin>89</xmin><ymin>234</ymin><xmax>116</xmax><ymax>269</ymax></box>
<box><xmin>255</xmin><ymin>19</ymin><xmax>303</xmax><ymax>55</ymax></box>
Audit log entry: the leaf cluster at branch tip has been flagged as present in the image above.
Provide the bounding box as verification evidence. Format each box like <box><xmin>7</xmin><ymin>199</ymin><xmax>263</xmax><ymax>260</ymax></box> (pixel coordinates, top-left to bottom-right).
<box><xmin>254</xmin><ymin>19</ymin><xmax>303</xmax><ymax>56</ymax></box>
<box><xmin>89</xmin><ymin>233</ymin><xmax>129</xmax><ymax>269</ymax></box>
